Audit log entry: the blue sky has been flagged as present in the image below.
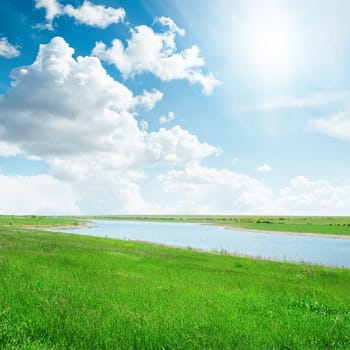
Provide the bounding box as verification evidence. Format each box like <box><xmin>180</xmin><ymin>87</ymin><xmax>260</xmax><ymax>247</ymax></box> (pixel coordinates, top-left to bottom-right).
<box><xmin>0</xmin><ymin>0</ymin><xmax>350</xmax><ymax>215</ymax></box>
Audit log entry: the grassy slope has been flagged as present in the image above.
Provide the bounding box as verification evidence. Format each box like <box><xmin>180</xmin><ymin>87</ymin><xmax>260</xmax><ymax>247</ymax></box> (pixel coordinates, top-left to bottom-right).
<box><xmin>1</xmin><ymin>225</ymin><xmax>350</xmax><ymax>349</ymax></box>
<box><xmin>90</xmin><ymin>215</ymin><xmax>350</xmax><ymax>236</ymax></box>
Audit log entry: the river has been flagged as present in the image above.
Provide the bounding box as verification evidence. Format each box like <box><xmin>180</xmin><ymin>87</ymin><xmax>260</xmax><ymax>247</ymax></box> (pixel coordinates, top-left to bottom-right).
<box><xmin>52</xmin><ymin>220</ymin><xmax>350</xmax><ymax>268</ymax></box>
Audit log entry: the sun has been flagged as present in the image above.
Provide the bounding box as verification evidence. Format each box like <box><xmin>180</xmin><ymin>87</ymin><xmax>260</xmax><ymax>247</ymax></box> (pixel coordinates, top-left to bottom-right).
<box><xmin>240</xmin><ymin>5</ymin><xmax>303</xmax><ymax>86</ymax></box>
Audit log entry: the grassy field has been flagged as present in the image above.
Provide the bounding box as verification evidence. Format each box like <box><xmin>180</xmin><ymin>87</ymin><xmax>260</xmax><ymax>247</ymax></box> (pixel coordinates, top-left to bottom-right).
<box><xmin>0</xmin><ymin>219</ymin><xmax>350</xmax><ymax>349</ymax></box>
<box><xmin>0</xmin><ymin>215</ymin><xmax>80</xmax><ymax>228</ymax></box>
<box><xmin>90</xmin><ymin>215</ymin><xmax>350</xmax><ymax>236</ymax></box>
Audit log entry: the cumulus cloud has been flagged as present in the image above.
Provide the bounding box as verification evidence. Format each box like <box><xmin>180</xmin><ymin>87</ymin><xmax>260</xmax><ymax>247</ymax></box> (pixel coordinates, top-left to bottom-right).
<box><xmin>92</xmin><ymin>17</ymin><xmax>221</xmax><ymax>94</ymax></box>
<box><xmin>35</xmin><ymin>0</ymin><xmax>62</xmax><ymax>30</ymax></box>
<box><xmin>64</xmin><ymin>1</ymin><xmax>125</xmax><ymax>28</ymax></box>
<box><xmin>5</xmin><ymin>36</ymin><xmax>345</xmax><ymax>216</ymax></box>
<box><xmin>1</xmin><ymin>37</ymin><xmax>135</xmax><ymax>158</ymax></box>
<box><xmin>158</xmin><ymin>167</ymin><xmax>350</xmax><ymax>215</ymax></box>
<box><xmin>159</xmin><ymin>112</ymin><xmax>175</xmax><ymax>125</ymax></box>
<box><xmin>0</xmin><ymin>37</ymin><xmax>218</xmax><ymax>165</ymax></box>
<box><xmin>145</xmin><ymin>126</ymin><xmax>220</xmax><ymax>166</ymax></box>
<box><xmin>256</xmin><ymin>164</ymin><xmax>272</xmax><ymax>172</ymax></box>
<box><xmin>0</xmin><ymin>37</ymin><xmax>221</xmax><ymax>213</ymax></box>
<box><xmin>75</xmin><ymin>176</ymin><xmax>160</xmax><ymax>214</ymax></box>
<box><xmin>157</xmin><ymin>16</ymin><xmax>185</xmax><ymax>36</ymax></box>
<box><xmin>134</xmin><ymin>89</ymin><xmax>163</xmax><ymax>111</ymax></box>
<box><xmin>277</xmin><ymin>176</ymin><xmax>350</xmax><ymax>215</ymax></box>
<box><xmin>310</xmin><ymin>112</ymin><xmax>350</xmax><ymax>141</ymax></box>
<box><xmin>0</xmin><ymin>37</ymin><xmax>20</xmax><ymax>58</ymax></box>
<box><xmin>0</xmin><ymin>174</ymin><xmax>79</xmax><ymax>215</ymax></box>
<box><xmin>35</xmin><ymin>0</ymin><xmax>125</xmax><ymax>30</ymax></box>
<box><xmin>159</xmin><ymin>164</ymin><xmax>272</xmax><ymax>214</ymax></box>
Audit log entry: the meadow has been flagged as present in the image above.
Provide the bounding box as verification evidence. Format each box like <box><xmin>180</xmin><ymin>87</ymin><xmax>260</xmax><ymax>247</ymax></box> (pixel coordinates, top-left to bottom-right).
<box><xmin>0</xmin><ymin>215</ymin><xmax>79</xmax><ymax>228</ymax></box>
<box><xmin>0</xmin><ymin>216</ymin><xmax>349</xmax><ymax>349</ymax></box>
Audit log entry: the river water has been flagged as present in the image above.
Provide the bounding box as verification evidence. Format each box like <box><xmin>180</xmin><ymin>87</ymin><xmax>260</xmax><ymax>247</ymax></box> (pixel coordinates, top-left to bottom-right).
<box><xmin>53</xmin><ymin>220</ymin><xmax>350</xmax><ymax>268</ymax></box>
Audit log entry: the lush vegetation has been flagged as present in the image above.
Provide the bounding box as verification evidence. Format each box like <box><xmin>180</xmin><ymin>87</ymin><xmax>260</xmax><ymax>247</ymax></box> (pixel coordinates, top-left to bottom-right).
<box><xmin>1</xmin><ymin>222</ymin><xmax>349</xmax><ymax>349</ymax></box>
<box><xmin>90</xmin><ymin>215</ymin><xmax>350</xmax><ymax>236</ymax></box>
<box><xmin>0</xmin><ymin>215</ymin><xmax>79</xmax><ymax>228</ymax></box>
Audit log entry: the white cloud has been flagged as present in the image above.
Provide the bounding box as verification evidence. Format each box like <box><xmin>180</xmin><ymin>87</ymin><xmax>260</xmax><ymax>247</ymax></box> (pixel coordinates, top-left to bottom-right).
<box><xmin>256</xmin><ymin>164</ymin><xmax>272</xmax><ymax>172</ymax></box>
<box><xmin>257</xmin><ymin>91</ymin><xmax>350</xmax><ymax>110</ymax></box>
<box><xmin>310</xmin><ymin>112</ymin><xmax>350</xmax><ymax>141</ymax></box>
<box><xmin>0</xmin><ymin>142</ymin><xmax>21</xmax><ymax>157</ymax></box>
<box><xmin>277</xmin><ymin>176</ymin><xmax>350</xmax><ymax>215</ymax></box>
<box><xmin>139</xmin><ymin>120</ymin><xmax>148</xmax><ymax>131</ymax></box>
<box><xmin>35</xmin><ymin>0</ymin><xmax>62</xmax><ymax>30</ymax></box>
<box><xmin>0</xmin><ymin>37</ymin><xmax>220</xmax><ymax>213</ymax></box>
<box><xmin>159</xmin><ymin>111</ymin><xmax>175</xmax><ymax>125</ymax></box>
<box><xmin>0</xmin><ymin>37</ymin><xmax>218</xmax><ymax>165</ymax></box>
<box><xmin>159</xmin><ymin>164</ymin><xmax>272</xmax><ymax>214</ymax></box>
<box><xmin>157</xmin><ymin>16</ymin><xmax>185</xmax><ymax>36</ymax></box>
<box><xmin>0</xmin><ymin>174</ymin><xmax>79</xmax><ymax>215</ymax></box>
<box><xmin>2</xmin><ymin>168</ymin><xmax>348</xmax><ymax>216</ymax></box>
<box><xmin>159</xmin><ymin>167</ymin><xmax>350</xmax><ymax>215</ymax></box>
<box><xmin>35</xmin><ymin>0</ymin><xmax>125</xmax><ymax>29</ymax></box>
<box><xmin>63</xmin><ymin>1</ymin><xmax>125</xmax><ymax>29</ymax></box>
<box><xmin>145</xmin><ymin>126</ymin><xmax>220</xmax><ymax>166</ymax></box>
<box><xmin>134</xmin><ymin>89</ymin><xmax>163</xmax><ymax>111</ymax></box>
<box><xmin>74</xmin><ymin>176</ymin><xmax>163</xmax><ymax>215</ymax></box>
<box><xmin>4</xmin><ymin>36</ymin><xmax>347</xmax><ymax>216</ymax></box>
<box><xmin>92</xmin><ymin>18</ymin><xmax>221</xmax><ymax>94</ymax></box>
<box><xmin>0</xmin><ymin>37</ymin><xmax>20</xmax><ymax>58</ymax></box>
<box><xmin>1</xmin><ymin>37</ymin><xmax>135</xmax><ymax>158</ymax></box>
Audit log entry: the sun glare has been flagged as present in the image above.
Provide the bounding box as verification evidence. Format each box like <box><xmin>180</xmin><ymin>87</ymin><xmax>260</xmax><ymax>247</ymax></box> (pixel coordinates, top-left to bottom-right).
<box><xmin>240</xmin><ymin>6</ymin><xmax>303</xmax><ymax>86</ymax></box>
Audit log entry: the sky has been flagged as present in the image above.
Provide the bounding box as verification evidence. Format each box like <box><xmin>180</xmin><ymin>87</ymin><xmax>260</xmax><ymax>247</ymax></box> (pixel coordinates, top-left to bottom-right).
<box><xmin>0</xmin><ymin>0</ymin><xmax>350</xmax><ymax>215</ymax></box>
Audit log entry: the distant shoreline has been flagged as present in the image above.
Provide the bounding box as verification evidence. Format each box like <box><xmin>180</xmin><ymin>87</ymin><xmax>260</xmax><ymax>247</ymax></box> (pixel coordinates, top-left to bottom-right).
<box><xmin>10</xmin><ymin>221</ymin><xmax>93</xmax><ymax>231</ymax></box>
<box><xmin>219</xmin><ymin>224</ymin><xmax>350</xmax><ymax>240</ymax></box>
<box><xmin>47</xmin><ymin>218</ymin><xmax>350</xmax><ymax>240</ymax></box>
<box><xmin>8</xmin><ymin>217</ymin><xmax>349</xmax><ymax>240</ymax></box>
<box><xmin>84</xmin><ymin>216</ymin><xmax>350</xmax><ymax>238</ymax></box>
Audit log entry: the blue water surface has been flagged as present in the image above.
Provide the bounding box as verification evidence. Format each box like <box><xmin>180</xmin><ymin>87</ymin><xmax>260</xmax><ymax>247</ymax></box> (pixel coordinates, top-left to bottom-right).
<box><xmin>53</xmin><ymin>220</ymin><xmax>350</xmax><ymax>268</ymax></box>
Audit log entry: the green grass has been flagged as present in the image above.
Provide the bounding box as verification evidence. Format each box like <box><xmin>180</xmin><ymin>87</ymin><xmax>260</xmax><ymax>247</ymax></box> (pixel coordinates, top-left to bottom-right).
<box><xmin>89</xmin><ymin>215</ymin><xmax>350</xmax><ymax>236</ymax></box>
<box><xmin>0</xmin><ymin>215</ymin><xmax>80</xmax><ymax>227</ymax></box>
<box><xmin>1</xmin><ymin>224</ymin><xmax>350</xmax><ymax>349</ymax></box>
